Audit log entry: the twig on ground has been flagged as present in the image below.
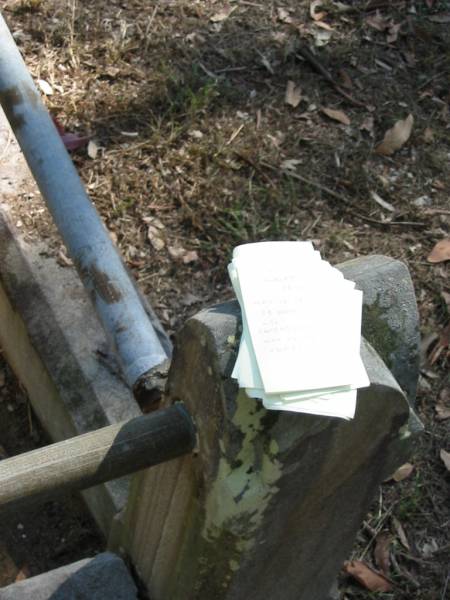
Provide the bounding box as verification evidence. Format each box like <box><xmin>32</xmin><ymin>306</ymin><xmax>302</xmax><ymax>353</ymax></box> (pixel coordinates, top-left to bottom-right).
<box><xmin>295</xmin><ymin>46</ymin><xmax>367</xmax><ymax>108</ymax></box>
<box><xmin>301</xmin><ymin>215</ymin><xmax>321</xmax><ymax>237</ymax></box>
<box><xmin>396</xmin><ymin>551</ymin><xmax>432</xmax><ymax>566</ymax></box>
<box><xmin>391</xmin><ymin>553</ymin><xmax>421</xmax><ymax>589</ymax></box>
<box><xmin>258</xmin><ymin>161</ymin><xmax>426</xmax><ymax>228</ymax></box>
<box><xmin>417</xmin><ymin>73</ymin><xmax>446</xmax><ymax>91</ymax></box>
<box><xmin>441</xmin><ymin>570</ymin><xmax>449</xmax><ymax>600</ymax></box>
<box><xmin>423</xmin><ymin>208</ymin><xmax>450</xmax><ymax>216</ymax></box>
<box><xmin>232</xmin><ymin>151</ymin><xmax>276</xmax><ymax>187</ymax></box>
<box><xmin>226</xmin><ymin>124</ymin><xmax>245</xmax><ymax>145</ymax></box>
<box><xmin>359</xmin><ymin>504</ymin><xmax>396</xmax><ymax>560</ymax></box>
<box><xmin>337</xmin><ymin>0</ymin><xmax>407</xmax><ymax>14</ymax></box>
<box><xmin>198</xmin><ymin>62</ymin><xmax>219</xmax><ymax>79</ymax></box>
<box><xmin>434</xmin><ymin>543</ymin><xmax>450</xmax><ymax>556</ymax></box>
<box><xmin>353</xmin><ymin>214</ymin><xmax>426</xmax><ymax>227</ymax></box>
<box><xmin>0</xmin><ymin>129</ymin><xmax>12</xmax><ymax>162</ymax></box>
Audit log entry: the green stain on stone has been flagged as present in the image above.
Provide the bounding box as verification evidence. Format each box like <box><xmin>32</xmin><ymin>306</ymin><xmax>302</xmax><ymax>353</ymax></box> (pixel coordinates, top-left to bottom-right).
<box><xmin>362</xmin><ymin>301</ymin><xmax>400</xmax><ymax>369</ymax></box>
<box><xmin>203</xmin><ymin>390</ymin><xmax>282</xmax><ymax>548</ymax></box>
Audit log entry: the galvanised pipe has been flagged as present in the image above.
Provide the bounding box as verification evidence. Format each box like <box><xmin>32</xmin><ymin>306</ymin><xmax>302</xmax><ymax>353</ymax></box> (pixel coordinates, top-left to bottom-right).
<box><xmin>0</xmin><ymin>13</ymin><xmax>168</xmax><ymax>389</ymax></box>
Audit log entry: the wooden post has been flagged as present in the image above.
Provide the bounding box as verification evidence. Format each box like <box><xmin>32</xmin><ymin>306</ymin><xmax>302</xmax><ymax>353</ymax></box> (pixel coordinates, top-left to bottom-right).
<box><xmin>116</xmin><ymin>256</ymin><xmax>422</xmax><ymax>600</ymax></box>
<box><xmin>0</xmin><ymin>405</ymin><xmax>195</xmax><ymax>514</ymax></box>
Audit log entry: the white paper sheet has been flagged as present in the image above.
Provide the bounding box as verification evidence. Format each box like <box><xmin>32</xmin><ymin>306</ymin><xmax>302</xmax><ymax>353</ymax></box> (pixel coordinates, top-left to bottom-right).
<box><xmin>228</xmin><ymin>241</ymin><xmax>369</xmax><ymax>419</ymax></box>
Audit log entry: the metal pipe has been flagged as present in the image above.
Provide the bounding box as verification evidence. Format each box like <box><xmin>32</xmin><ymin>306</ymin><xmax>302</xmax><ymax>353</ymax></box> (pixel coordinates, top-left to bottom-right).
<box><xmin>0</xmin><ymin>12</ymin><xmax>168</xmax><ymax>389</ymax></box>
<box><xmin>0</xmin><ymin>404</ymin><xmax>196</xmax><ymax>514</ymax></box>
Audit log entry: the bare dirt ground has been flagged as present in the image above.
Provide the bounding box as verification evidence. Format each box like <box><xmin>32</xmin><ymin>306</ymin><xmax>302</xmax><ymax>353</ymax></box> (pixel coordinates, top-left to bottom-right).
<box><xmin>1</xmin><ymin>0</ymin><xmax>449</xmax><ymax>598</ymax></box>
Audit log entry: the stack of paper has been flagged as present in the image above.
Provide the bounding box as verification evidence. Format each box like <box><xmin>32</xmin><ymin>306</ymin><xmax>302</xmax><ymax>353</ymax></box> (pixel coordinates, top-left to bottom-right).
<box><xmin>228</xmin><ymin>242</ymin><xmax>369</xmax><ymax>419</ymax></box>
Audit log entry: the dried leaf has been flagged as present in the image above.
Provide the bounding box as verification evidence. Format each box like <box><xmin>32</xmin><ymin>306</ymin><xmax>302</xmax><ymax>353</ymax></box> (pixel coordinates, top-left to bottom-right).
<box><xmin>428</xmin><ymin>13</ymin><xmax>450</xmax><ymax>23</ymax></box>
<box><xmin>52</xmin><ymin>116</ymin><xmax>90</xmax><ymax>151</ymax></box>
<box><xmin>360</xmin><ymin>116</ymin><xmax>374</xmax><ymax>136</ymax></box>
<box><xmin>333</xmin><ymin>1</ymin><xmax>352</xmax><ymax>12</ymax></box>
<box><xmin>313</xmin><ymin>29</ymin><xmax>332</xmax><ymax>46</ymax></box>
<box><xmin>210</xmin><ymin>5</ymin><xmax>236</xmax><ymax>23</ymax></box>
<box><xmin>440</xmin><ymin>449</ymin><xmax>450</xmax><ymax>471</ymax></box>
<box><xmin>105</xmin><ymin>66</ymin><xmax>120</xmax><ymax>78</ymax></box>
<box><xmin>168</xmin><ymin>245</ymin><xmax>186</xmax><ymax>260</ymax></box>
<box><xmin>147</xmin><ymin>225</ymin><xmax>165</xmax><ymax>251</ymax></box>
<box><xmin>421</xmin><ymin>539</ymin><xmax>439</xmax><ymax>558</ymax></box>
<box><xmin>143</xmin><ymin>217</ymin><xmax>164</xmax><ymax>229</ymax></box>
<box><xmin>57</xmin><ymin>249</ymin><xmax>73</xmax><ymax>267</ymax></box>
<box><xmin>374</xmin><ymin>533</ymin><xmax>391</xmax><ymax>576</ymax></box>
<box><xmin>391</xmin><ymin>462</ymin><xmax>414</xmax><ymax>482</ymax></box>
<box><xmin>387</xmin><ymin>23</ymin><xmax>401</xmax><ymax>44</ymax></box>
<box><xmin>370</xmin><ymin>191</ymin><xmax>395</xmax><ymax>212</ymax></box>
<box><xmin>427</xmin><ymin>239</ymin><xmax>450</xmax><ymax>263</ymax></box>
<box><xmin>181</xmin><ymin>292</ymin><xmax>201</xmax><ymax>306</ymax></box>
<box><xmin>14</xmin><ymin>567</ymin><xmax>29</xmax><ymax>582</ymax></box>
<box><xmin>392</xmin><ymin>516</ymin><xmax>410</xmax><ymax>551</ymax></box>
<box><xmin>423</xmin><ymin>127</ymin><xmax>434</xmax><ymax>143</ymax></box>
<box><xmin>338</xmin><ymin>69</ymin><xmax>353</xmax><ymax>89</ymax></box>
<box><xmin>403</xmin><ymin>51</ymin><xmax>416</xmax><ymax>67</ymax></box>
<box><xmin>87</xmin><ymin>140</ymin><xmax>99</xmax><ymax>159</ymax></box>
<box><xmin>182</xmin><ymin>250</ymin><xmax>199</xmax><ymax>264</ymax></box>
<box><xmin>280</xmin><ymin>158</ymin><xmax>302</xmax><ymax>171</ymax></box>
<box><xmin>37</xmin><ymin>79</ymin><xmax>53</xmax><ymax>95</ymax></box>
<box><xmin>120</xmin><ymin>131</ymin><xmax>139</xmax><ymax>138</ymax></box>
<box><xmin>189</xmin><ymin>130</ymin><xmax>204</xmax><ymax>140</ymax></box>
<box><xmin>436</xmin><ymin>388</ymin><xmax>450</xmax><ymax>421</ymax></box>
<box><xmin>344</xmin><ymin>560</ymin><xmax>393</xmax><ymax>592</ymax></box>
<box><xmin>366</xmin><ymin>13</ymin><xmax>389</xmax><ymax>31</ymax></box>
<box><xmin>168</xmin><ymin>246</ymin><xmax>198</xmax><ymax>263</ymax></box>
<box><xmin>315</xmin><ymin>21</ymin><xmax>334</xmax><ymax>31</ymax></box>
<box><xmin>321</xmin><ymin>107</ymin><xmax>351</xmax><ymax>126</ymax></box>
<box><xmin>285</xmin><ymin>81</ymin><xmax>302</xmax><ymax>108</ymax></box>
<box><xmin>376</xmin><ymin>114</ymin><xmax>414</xmax><ymax>156</ymax></box>
<box><xmin>426</xmin><ymin>323</ymin><xmax>449</xmax><ymax>366</ymax></box>
<box><xmin>60</xmin><ymin>131</ymin><xmax>90</xmax><ymax>151</ymax></box>
<box><xmin>310</xmin><ymin>0</ymin><xmax>326</xmax><ymax>21</ymax></box>
<box><xmin>277</xmin><ymin>7</ymin><xmax>292</xmax><ymax>23</ymax></box>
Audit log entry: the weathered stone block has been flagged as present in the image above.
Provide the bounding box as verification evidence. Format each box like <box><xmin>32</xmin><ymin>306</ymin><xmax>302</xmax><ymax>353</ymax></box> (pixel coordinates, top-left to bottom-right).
<box><xmin>0</xmin><ymin>552</ymin><xmax>137</xmax><ymax>599</ymax></box>
<box><xmin>338</xmin><ymin>255</ymin><xmax>420</xmax><ymax>404</ymax></box>
<box><xmin>119</xmin><ymin>294</ymin><xmax>422</xmax><ymax>600</ymax></box>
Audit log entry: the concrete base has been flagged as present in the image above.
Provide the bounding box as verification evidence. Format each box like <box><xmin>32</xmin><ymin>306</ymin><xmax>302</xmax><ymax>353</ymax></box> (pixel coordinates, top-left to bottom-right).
<box><xmin>0</xmin><ymin>208</ymin><xmax>140</xmax><ymax>536</ymax></box>
<box><xmin>0</xmin><ymin>109</ymin><xmax>143</xmax><ymax>537</ymax></box>
<box><xmin>0</xmin><ymin>553</ymin><xmax>138</xmax><ymax>599</ymax></box>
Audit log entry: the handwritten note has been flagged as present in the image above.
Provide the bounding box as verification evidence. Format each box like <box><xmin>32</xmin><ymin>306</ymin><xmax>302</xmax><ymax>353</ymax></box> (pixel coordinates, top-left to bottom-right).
<box><xmin>229</xmin><ymin>242</ymin><xmax>369</xmax><ymax>419</ymax></box>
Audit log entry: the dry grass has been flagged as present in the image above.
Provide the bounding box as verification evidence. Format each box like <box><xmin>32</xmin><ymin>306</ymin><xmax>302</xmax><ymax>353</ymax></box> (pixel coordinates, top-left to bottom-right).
<box><xmin>2</xmin><ymin>0</ymin><xmax>450</xmax><ymax>597</ymax></box>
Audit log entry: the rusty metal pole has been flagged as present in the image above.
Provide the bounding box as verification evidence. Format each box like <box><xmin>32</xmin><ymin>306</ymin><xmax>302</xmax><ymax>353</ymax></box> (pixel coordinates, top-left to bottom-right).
<box><xmin>0</xmin><ymin>12</ymin><xmax>168</xmax><ymax>392</ymax></box>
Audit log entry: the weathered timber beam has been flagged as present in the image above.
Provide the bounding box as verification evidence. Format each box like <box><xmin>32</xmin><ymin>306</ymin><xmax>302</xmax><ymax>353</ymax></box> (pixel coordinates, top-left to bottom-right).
<box><xmin>0</xmin><ymin>405</ymin><xmax>195</xmax><ymax>515</ymax></box>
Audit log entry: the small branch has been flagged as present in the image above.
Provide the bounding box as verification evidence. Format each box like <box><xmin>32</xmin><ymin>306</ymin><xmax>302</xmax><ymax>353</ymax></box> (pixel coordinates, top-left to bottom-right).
<box><xmin>396</xmin><ymin>551</ymin><xmax>432</xmax><ymax>566</ymax></box>
<box><xmin>296</xmin><ymin>46</ymin><xmax>367</xmax><ymax>109</ymax></box>
<box><xmin>336</xmin><ymin>0</ymin><xmax>407</xmax><ymax>14</ymax></box>
<box><xmin>258</xmin><ymin>161</ymin><xmax>425</xmax><ymax>228</ymax></box>
<box><xmin>233</xmin><ymin>150</ymin><xmax>276</xmax><ymax>187</ymax></box>
<box><xmin>353</xmin><ymin>214</ymin><xmax>426</xmax><ymax>227</ymax></box>
<box><xmin>391</xmin><ymin>553</ymin><xmax>420</xmax><ymax>589</ymax></box>
<box><xmin>441</xmin><ymin>570</ymin><xmax>449</xmax><ymax>600</ymax></box>
<box><xmin>359</xmin><ymin>504</ymin><xmax>395</xmax><ymax>560</ymax></box>
<box><xmin>423</xmin><ymin>208</ymin><xmax>450</xmax><ymax>216</ymax></box>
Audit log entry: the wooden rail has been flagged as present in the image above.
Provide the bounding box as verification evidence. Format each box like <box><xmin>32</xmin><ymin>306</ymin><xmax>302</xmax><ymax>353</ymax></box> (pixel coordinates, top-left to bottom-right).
<box><xmin>0</xmin><ymin>404</ymin><xmax>195</xmax><ymax>514</ymax></box>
